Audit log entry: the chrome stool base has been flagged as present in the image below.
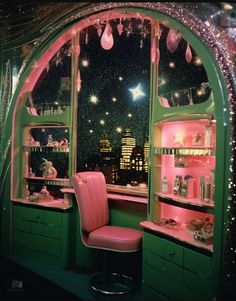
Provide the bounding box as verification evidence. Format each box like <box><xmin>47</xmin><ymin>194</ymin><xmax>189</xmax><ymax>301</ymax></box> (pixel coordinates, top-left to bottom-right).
<box><xmin>90</xmin><ymin>272</ymin><xmax>137</xmax><ymax>296</ymax></box>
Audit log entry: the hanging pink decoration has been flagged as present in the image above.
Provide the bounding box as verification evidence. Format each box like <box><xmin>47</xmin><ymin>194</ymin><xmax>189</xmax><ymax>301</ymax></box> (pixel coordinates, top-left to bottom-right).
<box><xmin>77</xmin><ymin>69</ymin><xmax>81</xmax><ymax>92</ymax></box>
<box><xmin>151</xmin><ymin>37</ymin><xmax>156</xmax><ymax>63</ymax></box>
<box><xmin>97</xmin><ymin>24</ymin><xmax>102</xmax><ymax>37</ymax></box>
<box><xmin>117</xmin><ymin>19</ymin><xmax>123</xmax><ymax>36</ymax></box>
<box><xmin>185</xmin><ymin>43</ymin><xmax>192</xmax><ymax>63</ymax></box>
<box><xmin>85</xmin><ymin>31</ymin><xmax>89</xmax><ymax>44</ymax></box>
<box><xmin>166</xmin><ymin>28</ymin><xmax>182</xmax><ymax>53</ymax></box>
<box><xmin>101</xmin><ymin>22</ymin><xmax>114</xmax><ymax>50</ymax></box>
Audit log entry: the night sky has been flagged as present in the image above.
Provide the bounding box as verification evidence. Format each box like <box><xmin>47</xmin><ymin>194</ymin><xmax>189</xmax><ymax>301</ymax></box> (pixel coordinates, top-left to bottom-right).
<box><xmin>32</xmin><ymin>18</ymin><xmax>210</xmax><ymax>168</ymax></box>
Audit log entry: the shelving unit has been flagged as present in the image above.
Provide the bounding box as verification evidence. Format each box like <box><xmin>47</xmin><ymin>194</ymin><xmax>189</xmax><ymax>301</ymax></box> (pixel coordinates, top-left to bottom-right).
<box><xmin>142</xmin><ymin>117</ymin><xmax>217</xmax><ymax>300</ymax></box>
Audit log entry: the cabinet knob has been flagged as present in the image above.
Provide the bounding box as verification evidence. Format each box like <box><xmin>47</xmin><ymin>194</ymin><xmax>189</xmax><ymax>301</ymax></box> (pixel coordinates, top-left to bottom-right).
<box><xmin>33</xmin><ymin>215</ymin><xmax>40</xmax><ymax>219</ymax></box>
<box><xmin>168</xmin><ymin>252</ymin><xmax>176</xmax><ymax>257</ymax></box>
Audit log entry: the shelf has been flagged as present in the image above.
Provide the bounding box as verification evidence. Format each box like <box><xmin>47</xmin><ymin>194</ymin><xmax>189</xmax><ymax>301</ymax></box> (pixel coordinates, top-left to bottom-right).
<box><xmin>156</xmin><ymin>193</ymin><xmax>214</xmax><ymax>213</ymax></box>
<box><xmin>12</xmin><ymin>198</ymin><xmax>72</xmax><ymax>210</ymax></box>
<box><xmin>24</xmin><ymin>145</ymin><xmax>69</xmax><ymax>153</ymax></box>
<box><xmin>140</xmin><ymin>220</ymin><xmax>213</xmax><ymax>253</ymax></box>
<box><xmin>25</xmin><ymin>176</ymin><xmax>69</xmax><ymax>186</ymax></box>
<box><xmin>154</xmin><ymin>147</ymin><xmax>215</xmax><ymax>156</ymax></box>
<box><xmin>154</xmin><ymin>164</ymin><xmax>213</xmax><ymax>170</ymax></box>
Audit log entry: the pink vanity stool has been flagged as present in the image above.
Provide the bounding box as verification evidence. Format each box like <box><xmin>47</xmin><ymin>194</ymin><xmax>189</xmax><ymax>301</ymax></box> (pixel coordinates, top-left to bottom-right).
<box><xmin>72</xmin><ymin>171</ymin><xmax>143</xmax><ymax>296</ymax></box>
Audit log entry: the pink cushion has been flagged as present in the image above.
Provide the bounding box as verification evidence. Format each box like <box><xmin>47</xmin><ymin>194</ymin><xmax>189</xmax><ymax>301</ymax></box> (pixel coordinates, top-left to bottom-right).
<box><xmin>87</xmin><ymin>225</ymin><xmax>143</xmax><ymax>252</ymax></box>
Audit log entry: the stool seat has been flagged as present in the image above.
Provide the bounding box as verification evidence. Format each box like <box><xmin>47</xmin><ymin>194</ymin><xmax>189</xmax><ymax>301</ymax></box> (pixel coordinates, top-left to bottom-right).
<box><xmin>88</xmin><ymin>225</ymin><xmax>143</xmax><ymax>252</ymax></box>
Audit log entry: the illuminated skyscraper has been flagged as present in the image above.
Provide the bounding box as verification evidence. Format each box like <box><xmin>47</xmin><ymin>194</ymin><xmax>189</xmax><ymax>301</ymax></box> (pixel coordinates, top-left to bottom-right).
<box><xmin>99</xmin><ymin>133</ymin><xmax>117</xmax><ymax>183</ymax></box>
<box><xmin>143</xmin><ymin>135</ymin><xmax>149</xmax><ymax>172</ymax></box>
<box><xmin>131</xmin><ymin>146</ymin><xmax>144</xmax><ymax>171</ymax></box>
<box><xmin>99</xmin><ymin>133</ymin><xmax>112</xmax><ymax>153</ymax></box>
<box><xmin>120</xmin><ymin>128</ymin><xmax>136</xmax><ymax>170</ymax></box>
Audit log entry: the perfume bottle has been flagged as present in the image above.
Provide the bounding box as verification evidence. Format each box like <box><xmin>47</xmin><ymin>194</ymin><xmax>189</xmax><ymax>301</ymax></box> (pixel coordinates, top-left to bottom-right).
<box><xmin>25</xmin><ymin>184</ymin><xmax>30</xmax><ymax>200</ymax></box>
<box><xmin>161</xmin><ymin>176</ymin><xmax>169</xmax><ymax>194</ymax></box>
<box><xmin>199</xmin><ymin>176</ymin><xmax>205</xmax><ymax>199</ymax></box>
<box><xmin>173</xmin><ymin>175</ymin><xmax>182</xmax><ymax>195</ymax></box>
<box><xmin>187</xmin><ymin>177</ymin><xmax>194</xmax><ymax>198</ymax></box>
<box><xmin>47</xmin><ymin>134</ymin><xmax>53</xmax><ymax>146</ymax></box>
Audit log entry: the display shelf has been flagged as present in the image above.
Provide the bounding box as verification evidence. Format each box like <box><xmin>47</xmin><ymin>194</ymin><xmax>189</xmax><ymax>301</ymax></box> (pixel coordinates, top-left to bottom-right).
<box><xmin>24</xmin><ymin>145</ymin><xmax>69</xmax><ymax>153</ymax></box>
<box><xmin>25</xmin><ymin>176</ymin><xmax>70</xmax><ymax>186</ymax></box>
<box><xmin>154</xmin><ymin>147</ymin><xmax>216</xmax><ymax>156</ymax></box>
<box><xmin>156</xmin><ymin>192</ymin><xmax>214</xmax><ymax>213</ymax></box>
<box><xmin>154</xmin><ymin>164</ymin><xmax>214</xmax><ymax>170</ymax></box>
<box><xmin>11</xmin><ymin>198</ymin><xmax>72</xmax><ymax>210</ymax></box>
<box><xmin>140</xmin><ymin>220</ymin><xmax>213</xmax><ymax>253</ymax></box>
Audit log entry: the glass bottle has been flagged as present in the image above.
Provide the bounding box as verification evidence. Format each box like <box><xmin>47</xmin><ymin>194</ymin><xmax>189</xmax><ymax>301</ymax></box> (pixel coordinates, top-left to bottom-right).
<box><xmin>173</xmin><ymin>175</ymin><xmax>182</xmax><ymax>195</ymax></box>
<box><xmin>161</xmin><ymin>176</ymin><xmax>169</xmax><ymax>194</ymax></box>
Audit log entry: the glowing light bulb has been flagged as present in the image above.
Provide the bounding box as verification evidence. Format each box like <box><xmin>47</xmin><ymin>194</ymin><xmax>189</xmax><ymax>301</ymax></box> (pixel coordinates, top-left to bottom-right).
<box><xmin>116</xmin><ymin>127</ymin><xmax>122</xmax><ymax>133</ymax></box>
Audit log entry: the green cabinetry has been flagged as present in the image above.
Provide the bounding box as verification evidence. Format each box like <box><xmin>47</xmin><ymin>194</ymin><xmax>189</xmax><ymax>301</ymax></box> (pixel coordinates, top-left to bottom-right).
<box><xmin>12</xmin><ymin>204</ymin><xmax>72</xmax><ymax>267</ymax></box>
<box><xmin>143</xmin><ymin>232</ymin><xmax>213</xmax><ymax>300</ymax></box>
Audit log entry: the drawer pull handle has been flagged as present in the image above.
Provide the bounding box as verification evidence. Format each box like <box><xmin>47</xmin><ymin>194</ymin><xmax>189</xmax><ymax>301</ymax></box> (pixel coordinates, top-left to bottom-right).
<box><xmin>168</xmin><ymin>252</ymin><xmax>176</xmax><ymax>257</ymax></box>
<box><xmin>33</xmin><ymin>215</ymin><xmax>40</xmax><ymax>219</ymax></box>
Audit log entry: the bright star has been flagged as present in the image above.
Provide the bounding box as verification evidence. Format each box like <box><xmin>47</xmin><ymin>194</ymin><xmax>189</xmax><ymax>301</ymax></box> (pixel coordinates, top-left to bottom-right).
<box><xmin>90</xmin><ymin>95</ymin><xmax>98</xmax><ymax>104</ymax></box>
<box><xmin>129</xmin><ymin>83</ymin><xmax>145</xmax><ymax>101</ymax></box>
<box><xmin>81</xmin><ymin>59</ymin><xmax>89</xmax><ymax>67</ymax></box>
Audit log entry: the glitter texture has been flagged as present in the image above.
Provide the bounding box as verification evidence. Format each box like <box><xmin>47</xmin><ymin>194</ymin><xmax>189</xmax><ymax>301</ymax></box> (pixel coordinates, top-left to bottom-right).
<box><xmin>1</xmin><ymin>2</ymin><xmax>236</xmax><ymax>295</ymax></box>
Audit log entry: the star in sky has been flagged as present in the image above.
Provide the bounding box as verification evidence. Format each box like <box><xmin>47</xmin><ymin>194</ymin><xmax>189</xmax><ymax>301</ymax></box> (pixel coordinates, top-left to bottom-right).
<box><xmin>129</xmin><ymin>83</ymin><xmax>145</xmax><ymax>101</ymax></box>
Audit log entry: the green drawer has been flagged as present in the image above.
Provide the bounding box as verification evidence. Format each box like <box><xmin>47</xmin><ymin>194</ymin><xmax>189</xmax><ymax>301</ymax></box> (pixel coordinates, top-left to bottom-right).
<box><xmin>164</xmin><ymin>239</ymin><xmax>183</xmax><ymax>265</ymax></box>
<box><xmin>184</xmin><ymin>248</ymin><xmax>212</xmax><ymax>277</ymax></box>
<box><xmin>15</xmin><ymin>219</ymin><xmax>31</xmax><ymax>232</ymax></box>
<box><xmin>44</xmin><ymin>223</ymin><xmax>61</xmax><ymax>239</ymax></box>
<box><xmin>143</xmin><ymin>232</ymin><xmax>164</xmax><ymax>257</ymax></box>
<box><xmin>45</xmin><ymin>210</ymin><xmax>61</xmax><ymax>225</ymax></box>
<box><xmin>16</xmin><ymin>206</ymin><xmax>44</xmax><ymax>223</ymax></box>
<box><xmin>143</xmin><ymin>250</ymin><xmax>165</xmax><ymax>273</ymax></box>
<box><xmin>183</xmin><ymin>269</ymin><xmax>213</xmax><ymax>298</ymax></box>
<box><xmin>13</xmin><ymin>231</ymin><xmax>61</xmax><ymax>257</ymax></box>
<box><xmin>165</xmin><ymin>260</ymin><xmax>183</xmax><ymax>281</ymax></box>
<box><xmin>143</xmin><ymin>264</ymin><xmax>201</xmax><ymax>301</ymax></box>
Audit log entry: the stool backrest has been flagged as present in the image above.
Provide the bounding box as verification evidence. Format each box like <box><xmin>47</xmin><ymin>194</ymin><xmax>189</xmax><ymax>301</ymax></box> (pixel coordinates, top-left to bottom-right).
<box><xmin>72</xmin><ymin>171</ymin><xmax>109</xmax><ymax>233</ymax></box>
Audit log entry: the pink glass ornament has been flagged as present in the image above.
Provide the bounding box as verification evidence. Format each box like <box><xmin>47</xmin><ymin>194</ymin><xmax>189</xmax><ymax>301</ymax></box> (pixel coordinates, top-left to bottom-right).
<box><xmin>185</xmin><ymin>43</ymin><xmax>192</xmax><ymax>63</ymax></box>
<box><xmin>97</xmin><ymin>24</ymin><xmax>102</xmax><ymax>37</ymax></box>
<box><xmin>77</xmin><ymin>69</ymin><xmax>81</xmax><ymax>92</ymax></box>
<box><xmin>85</xmin><ymin>31</ymin><xmax>88</xmax><ymax>44</ymax></box>
<box><xmin>117</xmin><ymin>19</ymin><xmax>123</xmax><ymax>36</ymax></box>
<box><xmin>101</xmin><ymin>22</ymin><xmax>114</xmax><ymax>50</ymax></box>
<box><xmin>166</xmin><ymin>28</ymin><xmax>182</xmax><ymax>53</ymax></box>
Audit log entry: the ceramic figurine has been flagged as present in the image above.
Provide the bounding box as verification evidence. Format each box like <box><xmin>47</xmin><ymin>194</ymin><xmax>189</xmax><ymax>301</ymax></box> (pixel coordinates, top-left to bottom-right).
<box><xmin>40</xmin><ymin>158</ymin><xmax>58</xmax><ymax>179</ymax></box>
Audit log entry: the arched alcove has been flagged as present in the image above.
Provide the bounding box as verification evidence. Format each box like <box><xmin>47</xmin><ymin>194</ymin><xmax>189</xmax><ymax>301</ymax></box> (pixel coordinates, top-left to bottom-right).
<box><xmin>0</xmin><ymin>3</ymin><xmax>235</xmax><ymax>300</ymax></box>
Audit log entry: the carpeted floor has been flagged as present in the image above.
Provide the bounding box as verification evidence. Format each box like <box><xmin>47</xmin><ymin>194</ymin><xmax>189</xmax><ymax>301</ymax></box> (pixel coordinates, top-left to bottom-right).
<box><xmin>0</xmin><ymin>257</ymin><xmax>78</xmax><ymax>300</ymax></box>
